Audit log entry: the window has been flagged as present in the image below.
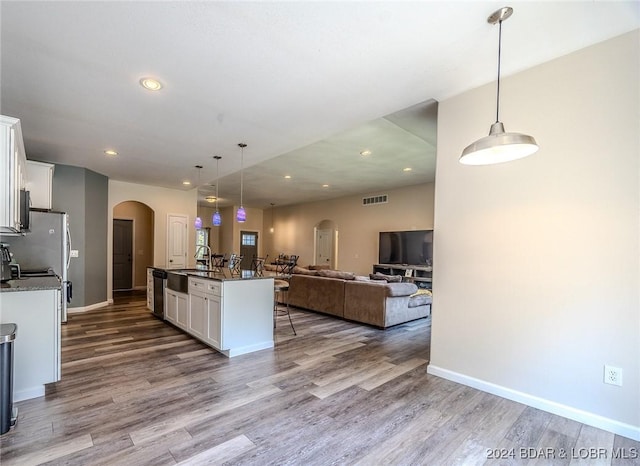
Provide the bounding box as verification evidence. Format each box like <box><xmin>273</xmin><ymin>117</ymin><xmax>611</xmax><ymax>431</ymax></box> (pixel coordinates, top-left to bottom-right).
<box><xmin>196</xmin><ymin>228</ymin><xmax>210</xmax><ymax>259</ymax></box>
<box><xmin>241</xmin><ymin>233</ymin><xmax>256</xmax><ymax>246</ymax></box>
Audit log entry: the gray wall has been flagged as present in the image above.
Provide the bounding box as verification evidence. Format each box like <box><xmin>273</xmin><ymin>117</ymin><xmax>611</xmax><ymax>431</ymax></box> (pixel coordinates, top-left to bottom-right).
<box><xmin>52</xmin><ymin>164</ymin><xmax>108</xmax><ymax>307</ymax></box>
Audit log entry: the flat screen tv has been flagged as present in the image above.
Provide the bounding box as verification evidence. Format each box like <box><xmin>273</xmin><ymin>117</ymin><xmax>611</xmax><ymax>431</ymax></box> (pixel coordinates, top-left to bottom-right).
<box><xmin>378</xmin><ymin>230</ymin><xmax>433</xmax><ymax>266</ymax></box>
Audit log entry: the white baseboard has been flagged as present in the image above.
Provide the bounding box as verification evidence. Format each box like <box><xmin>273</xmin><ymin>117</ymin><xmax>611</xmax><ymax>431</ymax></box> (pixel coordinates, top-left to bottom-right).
<box><xmin>14</xmin><ymin>385</ymin><xmax>45</xmax><ymax>402</ymax></box>
<box><xmin>67</xmin><ymin>301</ymin><xmax>110</xmax><ymax>314</ymax></box>
<box><xmin>427</xmin><ymin>364</ymin><xmax>640</xmax><ymax>442</ymax></box>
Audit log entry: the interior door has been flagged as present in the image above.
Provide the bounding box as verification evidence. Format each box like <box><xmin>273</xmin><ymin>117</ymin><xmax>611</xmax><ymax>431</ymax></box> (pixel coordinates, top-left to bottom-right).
<box><xmin>239</xmin><ymin>231</ymin><xmax>258</xmax><ymax>270</ymax></box>
<box><xmin>113</xmin><ymin>219</ymin><xmax>133</xmax><ymax>290</ymax></box>
<box><xmin>315</xmin><ymin>228</ymin><xmax>333</xmax><ymax>267</ymax></box>
<box><xmin>167</xmin><ymin>214</ymin><xmax>187</xmax><ymax>268</ymax></box>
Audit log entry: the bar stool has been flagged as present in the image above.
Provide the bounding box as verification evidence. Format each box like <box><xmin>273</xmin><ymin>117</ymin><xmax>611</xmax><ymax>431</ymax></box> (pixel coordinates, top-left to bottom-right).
<box><xmin>251</xmin><ymin>254</ymin><xmax>268</xmax><ymax>277</ymax></box>
<box><xmin>274</xmin><ymin>279</ymin><xmax>296</xmax><ymax>335</ymax></box>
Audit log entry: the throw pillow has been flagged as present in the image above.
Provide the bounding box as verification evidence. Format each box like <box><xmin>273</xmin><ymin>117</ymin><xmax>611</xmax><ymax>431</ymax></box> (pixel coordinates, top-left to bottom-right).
<box><xmin>384</xmin><ymin>274</ymin><xmax>403</xmax><ymax>283</ymax></box>
<box><xmin>409</xmin><ymin>289</ymin><xmax>432</xmax><ymax>297</ymax></box>
<box><xmin>292</xmin><ymin>266</ymin><xmax>318</xmax><ymax>276</ymax></box>
<box><xmin>354</xmin><ymin>275</ymin><xmax>371</xmax><ymax>281</ymax></box>
<box><xmin>317</xmin><ymin>269</ymin><xmax>356</xmax><ymax>280</ymax></box>
<box><xmin>369</xmin><ymin>272</ymin><xmax>402</xmax><ymax>283</ymax></box>
<box><xmin>308</xmin><ymin>264</ymin><xmax>331</xmax><ymax>270</ymax></box>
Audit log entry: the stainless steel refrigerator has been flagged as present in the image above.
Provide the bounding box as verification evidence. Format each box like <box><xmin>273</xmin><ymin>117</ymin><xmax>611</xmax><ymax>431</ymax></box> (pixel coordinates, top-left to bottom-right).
<box><xmin>4</xmin><ymin>210</ymin><xmax>71</xmax><ymax>322</ymax></box>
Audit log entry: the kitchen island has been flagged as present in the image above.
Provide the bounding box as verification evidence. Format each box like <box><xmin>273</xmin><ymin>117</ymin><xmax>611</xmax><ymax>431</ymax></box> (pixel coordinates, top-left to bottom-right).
<box><xmin>149</xmin><ymin>267</ymin><xmax>274</xmax><ymax>357</ymax></box>
<box><xmin>0</xmin><ymin>276</ymin><xmax>61</xmax><ymax>401</ymax></box>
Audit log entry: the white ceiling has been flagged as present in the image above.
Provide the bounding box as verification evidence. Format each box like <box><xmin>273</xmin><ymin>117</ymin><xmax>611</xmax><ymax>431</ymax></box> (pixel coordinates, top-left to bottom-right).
<box><xmin>1</xmin><ymin>1</ymin><xmax>638</xmax><ymax>208</ymax></box>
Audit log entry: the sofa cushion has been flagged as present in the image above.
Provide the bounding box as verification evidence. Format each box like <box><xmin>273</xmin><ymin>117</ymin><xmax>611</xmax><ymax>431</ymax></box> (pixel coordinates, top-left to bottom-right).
<box><xmin>317</xmin><ymin>269</ymin><xmax>355</xmax><ymax>280</ymax></box>
<box><xmin>409</xmin><ymin>294</ymin><xmax>432</xmax><ymax>308</ymax></box>
<box><xmin>385</xmin><ymin>282</ymin><xmax>419</xmax><ymax>297</ymax></box>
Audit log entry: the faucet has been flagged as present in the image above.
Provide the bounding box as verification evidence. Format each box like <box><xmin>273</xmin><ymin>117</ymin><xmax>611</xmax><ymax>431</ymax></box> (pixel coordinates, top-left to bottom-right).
<box><xmin>195</xmin><ymin>245</ymin><xmax>212</xmax><ymax>268</ymax></box>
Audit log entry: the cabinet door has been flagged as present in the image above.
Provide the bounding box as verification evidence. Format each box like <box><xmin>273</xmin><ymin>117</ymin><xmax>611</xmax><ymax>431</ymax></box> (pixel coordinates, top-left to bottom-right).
<box><xmin>165</xmin><ymin>289</ymin><xmax>178</xmax><ymax>324</ymax></box>
<box><xmin>189</xmin><ymin>292</ymin><xmax>207</xmax><ymax>340</ymax></box>
<box><xmin>26</xmin><ymin>160</ymin><xmax>54</xmax><ymax>209</ymax></box>
<box><xmin>176</xmin><ymin>292</ymin><xmax>189</xmax><ymax>329</ymax></box>
<box><xmin>206</xmin><ymin>294</ymin><xmax>222</xmax><ymax>349</ymax></box>
<box><xmin>0</xmin><ymin>117</ymin><xmax>26</xmax><ymax>232</ymax></box>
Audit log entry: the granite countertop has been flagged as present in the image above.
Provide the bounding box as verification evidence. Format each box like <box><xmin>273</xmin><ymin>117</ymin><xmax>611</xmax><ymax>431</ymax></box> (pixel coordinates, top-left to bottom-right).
<box><xmin>1</xmin><ymin>276</ymin><xmax>62</xmax><ymax>292</ymax></box>
<box><xmin>151</xmin><ymin>266</ymin><xmax>274</xmax><ymax>282</ymax></box>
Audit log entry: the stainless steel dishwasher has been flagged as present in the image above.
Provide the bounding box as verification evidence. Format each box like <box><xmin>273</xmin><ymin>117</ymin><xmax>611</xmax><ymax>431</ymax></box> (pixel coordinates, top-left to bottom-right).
<box><xmin>152</xmin><ymin>269</ymin><xmax>167</xmax><ymax>319</ymax></box>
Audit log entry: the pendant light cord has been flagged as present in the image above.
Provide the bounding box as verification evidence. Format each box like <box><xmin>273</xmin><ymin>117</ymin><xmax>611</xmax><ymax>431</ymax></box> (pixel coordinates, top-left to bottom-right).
<box><xmin>215</xmin><ymin>156</ymin><xmax>220</xmax><ymax>212</ymax></box>
<box><xmin>240</xmin><ymin>145</ymin><xmax>244</xmax><ymax>206</ymax></box>
<box><xmin>495</xmin><ymin>19</ymin><xmax>503</xmax><ymax>123</ymax></box>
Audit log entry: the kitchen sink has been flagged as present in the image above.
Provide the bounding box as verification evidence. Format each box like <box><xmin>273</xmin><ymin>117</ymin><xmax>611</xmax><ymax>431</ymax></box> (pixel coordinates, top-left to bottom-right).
<box><xmin>166</xmin><ymin>271</ymin><xmax>189</xmax><ymax>293</ymax></box>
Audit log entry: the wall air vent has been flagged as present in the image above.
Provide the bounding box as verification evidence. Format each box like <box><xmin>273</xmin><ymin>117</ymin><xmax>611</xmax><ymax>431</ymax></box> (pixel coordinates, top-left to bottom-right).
<box><xmin>362</xmin><ymin>194</ymin><xmax>388</xmax><ymax>206</ymax></box>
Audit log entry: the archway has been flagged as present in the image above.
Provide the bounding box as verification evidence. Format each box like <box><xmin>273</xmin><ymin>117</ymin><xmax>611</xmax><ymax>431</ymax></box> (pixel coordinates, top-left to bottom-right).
<box><xmin>314</xmin><ymin>219</ymin><xmax>338</xmax><ymax>269</ymax></box>
<box><xmin>112</xmin><ymin>201</ymin><xmax>154</xmax><ymax>290</ymax></box>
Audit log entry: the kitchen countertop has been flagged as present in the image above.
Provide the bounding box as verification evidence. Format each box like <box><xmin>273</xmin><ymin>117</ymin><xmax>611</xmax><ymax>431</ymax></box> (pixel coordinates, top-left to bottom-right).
<box><xmin>0</xmin><ymin>276</ymin><xmax>62</xmax><ymax>292</ymax></box>
<box><xmin>152</xmin><ymin>266</ymin><xmax>275</xmax><ymax>282</ymax></box>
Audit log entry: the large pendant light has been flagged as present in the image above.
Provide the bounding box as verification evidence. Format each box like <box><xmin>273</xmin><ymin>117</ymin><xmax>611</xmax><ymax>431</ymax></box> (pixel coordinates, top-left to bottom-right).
<box><xmin>194</xmin><ymin>165</ymin><xmax>203</xmax><ymax>229</ymax></box>
<box><xmin>212</xmin><ymin>155</ymin><xmax>222</xmax><ymax>226</ymax></box>
<box><xmin>460</xmin><ymin>7</ymin><xmax>538</xmax><ymax>166</ymax></box>
<box><xmin>236</xmin><ymin>143</ymin><xmax>247</xmax><ymax>223</ymax></box>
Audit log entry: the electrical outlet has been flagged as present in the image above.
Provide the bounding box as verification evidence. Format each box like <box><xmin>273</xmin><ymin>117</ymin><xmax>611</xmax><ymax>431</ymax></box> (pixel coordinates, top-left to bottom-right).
<box><xmin>604</xmin><ymin>365</ymin><xmax>623</xmax><ymax>386</ymax></box>
<box><xmin>70</xmin><ymin>250</ymin><xmax>79</xmax><ymax>258</ymax></box>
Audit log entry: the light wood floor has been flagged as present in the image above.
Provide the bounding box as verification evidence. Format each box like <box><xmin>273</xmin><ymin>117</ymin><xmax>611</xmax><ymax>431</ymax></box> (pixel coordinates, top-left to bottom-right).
<box><xmin>1</xmin><ymin>292</ymin><xmax>638</xmax><ymax>465</ymax></box>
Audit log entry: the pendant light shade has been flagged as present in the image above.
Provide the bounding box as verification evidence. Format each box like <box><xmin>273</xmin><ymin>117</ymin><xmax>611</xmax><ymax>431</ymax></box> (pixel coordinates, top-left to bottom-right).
<box><xmin>212</xmin><ymin>155</ymin><xmax>222</xmax><ymax>226</ymax></box>
<box><xmin>460</xmin><ymin>7</ymin><xmax>538</xmax><ymax>166</ymax></box>
<box><xmin>236</xmin><ymin>143</ymin><xmax>247</xmax><ymax>223</ymax></box>
<box><xmin>460</xmin><ymin>122</ymin><xmax>538</xmax><ymax>165</ymax></box>
<box><xmin>212</xmin><ymin>211</ymin><xmax>221</xmax><ymax>226</ymax></box>
<box><xmin>195</xmin><ymin>216</ymin><xmax>203</xmax><ymax>229</ymax></box>
<box><xmin>236</xmin><ymin>206</ymin><xmax>246</xmax><ymax>223</ymax></box>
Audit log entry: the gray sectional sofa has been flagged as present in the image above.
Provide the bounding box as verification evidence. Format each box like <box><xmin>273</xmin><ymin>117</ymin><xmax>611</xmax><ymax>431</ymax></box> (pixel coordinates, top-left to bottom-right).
<box><xmin>284</xmin><ymin>268</ymin><xmax>431</xmax><ymax>328</ymax></box>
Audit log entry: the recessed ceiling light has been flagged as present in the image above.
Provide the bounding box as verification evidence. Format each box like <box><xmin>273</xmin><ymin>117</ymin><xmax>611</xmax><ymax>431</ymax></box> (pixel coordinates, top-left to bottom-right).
<box><xmin>322</xmin><ymin>184</ymin><xmax>329</xmax><ymax>188</ymax></box>
<box><xmin>139</xmin><ymin>77</ymin><xmax>163</xmax><ymax>91</ymax></box>
<box><xmin>284</xmin><ymin>175</ymin><xmax>292</xmax><ymax>179</ymax></box>
<box><xmin>104</xmin><ymin>149</ymin><xmax>118</xmax><ymax>156</ymax></box>
<box><xmin>403</xmin><ymin>167</ymin><xmax>413</xmax><ymax>172</ymax></box>
<box><xmin>360</xmin><ymin>150</ymin><xmax>372</xmax><ymax>156</ymax></box>
<box><xmin>182</xmin><ymin>180</ymin><xmax>191</xmax><ymax>186</ymax></box>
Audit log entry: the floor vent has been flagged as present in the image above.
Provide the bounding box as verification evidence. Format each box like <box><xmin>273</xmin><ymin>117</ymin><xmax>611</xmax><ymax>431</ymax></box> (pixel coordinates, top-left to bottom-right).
<box><xmin>362</xmin><ymin>194</ymin><xmax>388</xmax><ymax>206</ymax></box>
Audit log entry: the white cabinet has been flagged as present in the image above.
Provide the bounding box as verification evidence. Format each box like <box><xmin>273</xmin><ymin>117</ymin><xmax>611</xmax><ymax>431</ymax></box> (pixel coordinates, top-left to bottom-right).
<box><xmin>165</xmin><ymin>288</ymin><xmax>188</xmax><ymax>329</ymax></box>
<box><xmin>0</xmin><ymin>288</ymin><xmax>61</xmax><ymax>401</ymax></box>
<box><xmin>0</xmin><ymin>115</ymin><xmax>27</xmax><ymax>233</ymax></box>
<box><xmin>26</xmin><ymin>160</ymin><xmax>54</xmax><ymax>210</ymax></box>
<box><xmin>182</xmin><ymin>276</ymin><xmax>273</xmax><ymax>357</ymax></box>
<box><xmin>146</xmin><ymin>268</ymin><xmax>154</xmax><ymax>311</ymax></box>
<box><xmin>188</xmin><ymin>290</ymin><xmax>207</xmax><ymax>340</ymax></box>
<box><xmin>206</xmin><ymin>294</ymin><xmax>222</xmax><ymax>349</ymax></box>
<box><xmin>189</xmin><ymin>277</ymin><xmax>222</xmax><ymax>348</ymax></box>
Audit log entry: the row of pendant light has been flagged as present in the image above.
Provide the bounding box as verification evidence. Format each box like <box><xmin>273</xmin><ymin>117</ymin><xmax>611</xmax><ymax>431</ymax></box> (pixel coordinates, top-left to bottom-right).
<box><xmin>195</xmin><ymin>143</ymin><xmax>247</xmax><ymax>229</ymax></box>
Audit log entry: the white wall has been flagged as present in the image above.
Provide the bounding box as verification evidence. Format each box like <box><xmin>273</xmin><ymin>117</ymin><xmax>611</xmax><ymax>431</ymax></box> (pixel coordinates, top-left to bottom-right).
<box><xmin>108</xmin><ymin>180</ymin><xmax>197</xmax><ymax>299</ymax></box>
<box><xmin>266</xmin><ymin>183</ymin><xmax>435</xmax><ymax>275</ymax></box>
<box><xmin>430</xmin><ymin>30</ymin><xmax>639</xmax><ymax>439</ymax></box>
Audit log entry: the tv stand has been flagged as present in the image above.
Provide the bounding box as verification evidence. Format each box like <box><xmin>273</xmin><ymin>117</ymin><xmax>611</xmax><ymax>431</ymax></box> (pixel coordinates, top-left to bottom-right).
<box><xmin>373</xmin><ymin>264</ymin><xmax>432</xmax><ymax>289</ymax></box>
